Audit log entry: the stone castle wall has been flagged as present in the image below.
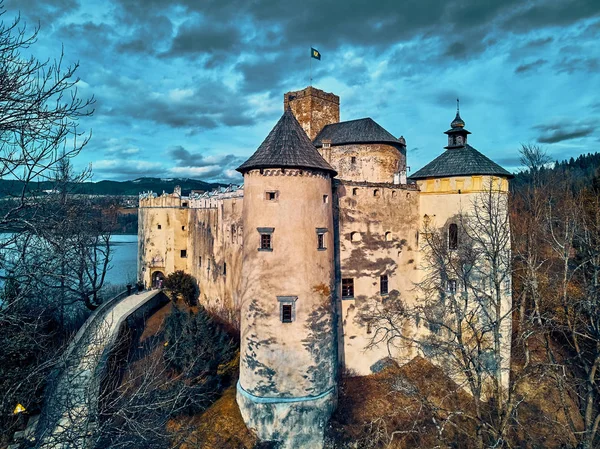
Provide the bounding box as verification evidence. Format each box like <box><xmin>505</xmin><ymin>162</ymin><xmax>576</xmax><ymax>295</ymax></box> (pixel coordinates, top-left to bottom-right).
<box><xmin>321</xmin><ymin>142</ymin><xmax>406</xmax><ymax>184</ymax></box>
<box><xmin>334</xmin><ymin>180</ymin><xmax>421</xmax><ymax>374</ymax></box>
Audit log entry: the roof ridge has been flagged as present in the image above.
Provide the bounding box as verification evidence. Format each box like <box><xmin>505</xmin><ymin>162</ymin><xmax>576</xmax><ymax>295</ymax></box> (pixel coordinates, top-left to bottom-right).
<box><xmin>314</xmin><ymin>117</ymin><xmax>400</xmax><ymax>146</ymax></box>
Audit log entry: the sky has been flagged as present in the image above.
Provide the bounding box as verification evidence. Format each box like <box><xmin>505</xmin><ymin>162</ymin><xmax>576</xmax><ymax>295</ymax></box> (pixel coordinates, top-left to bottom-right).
<box><xmin>5</xmin><ymin>0</ymin><xmax>600</xmax><ymax>183</ymax></box>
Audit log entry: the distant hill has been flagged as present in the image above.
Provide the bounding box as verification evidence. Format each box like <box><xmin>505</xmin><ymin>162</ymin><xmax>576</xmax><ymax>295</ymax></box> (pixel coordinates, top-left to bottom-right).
<box><xmin>0</xmin><ymin>177</ymin><xmax>225</xmax><ymax>198</ymax></box>
<box><xmin>512</xmin><ymin>151</ymin><xmax>600</xmax><ymax>192</ymax></box>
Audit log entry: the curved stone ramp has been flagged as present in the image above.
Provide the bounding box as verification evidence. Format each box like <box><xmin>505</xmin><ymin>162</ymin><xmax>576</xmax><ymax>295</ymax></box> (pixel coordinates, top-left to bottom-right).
<box><xmin>35</xmin><ymin>289</ymin><xmax>164</xmax><ymax>449</ymax></box>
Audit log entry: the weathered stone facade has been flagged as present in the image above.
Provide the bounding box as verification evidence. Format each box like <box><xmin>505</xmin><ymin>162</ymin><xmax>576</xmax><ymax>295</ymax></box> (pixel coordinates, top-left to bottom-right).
<box><xmin>137</xmin><ymin>86</ymin><xmax>513</xmax><ymax>448</ymax></box>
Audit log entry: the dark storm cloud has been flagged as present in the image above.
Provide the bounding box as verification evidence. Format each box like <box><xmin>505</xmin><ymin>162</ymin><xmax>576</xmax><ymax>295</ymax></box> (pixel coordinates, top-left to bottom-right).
<box><xmin>103</xmin><ymin>79</ymin><xmax>262</xmax><ymax>130</ymax></box>
<box><xmin>117</xmin><ymin>15</ymin><xmax>173</xmax><ymax>54</ymax></box>
<box><xmin>166</xmin><ymin>146</ymin><xmax>244</xmax><ymax>181</ymax></box>
<box><xmin>163</xmin><ymin>15</ymin><xmax>242</xmax><ymax>61</ymax></box>
<box><xmin>503</xmin><ymin>0</ymin><xmax>600</xmax><ymax>32</ymax></box>
<box><xmin>515</xmin><ymin>59</ymin><xmax>548</xmax><ymax>74</ymax></box>
<box><xmin>4</xmin><ymin>0</ymin><xmax>78</xmax><ymax>23</ymax></box>
<box><xmin>169</xmin><ymin>145</ymin><xmax>243</xmax><ymax>168</ymax></box>
<box><xmin>554</xmin><ymin>56</ymin><xmax>600</xmax><ymax>74</ymax></box>
<box><xmin>535</xmin><ymin>122</ymin><xmax>596</xmax><ymax>144</ymax></box>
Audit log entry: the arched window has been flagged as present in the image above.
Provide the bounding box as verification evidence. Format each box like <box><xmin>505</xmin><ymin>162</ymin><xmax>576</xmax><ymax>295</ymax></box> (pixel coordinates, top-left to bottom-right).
<box><xmin>350</xmin><ymin>232</ymin><xmax>361</xmax><ymax>242</ymax></box>
<box><xmin>373</xmin><ymin>189</ymin><xmax>380</xmax><ymax>197</ymax></box>
<box><xmin>385</xmin><ymin>231</ymin><xmax>392</xmax><ymax>241</ymax></box>
<box><xmin>448</xmin><ymin>223</ymin><xmax>458</xmax><ymax>250</ymax></box>
<box><xmin>352</xmin><ymin>188</ymin><xmax>359</xmax><ymax>196</ymax></box>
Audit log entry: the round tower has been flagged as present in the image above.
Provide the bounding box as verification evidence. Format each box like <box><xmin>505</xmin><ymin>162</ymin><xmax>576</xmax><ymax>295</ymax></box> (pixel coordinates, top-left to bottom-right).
<box><xmin>236</xmin><ymin>108</ymin><xmax>338</xmax><ymax>448</ymax></box>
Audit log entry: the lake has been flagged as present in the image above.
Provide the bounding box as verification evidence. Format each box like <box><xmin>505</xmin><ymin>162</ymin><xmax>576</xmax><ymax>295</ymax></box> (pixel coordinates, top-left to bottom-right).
<box><xmin>0</xmin><ymin>233</ymin><xmax>139</xmax><ymax>288</ymax></box>
<box><xmin>106</xmin><ymin>234</ymin><xmax>138</xmax><ymax>286</ymax></box>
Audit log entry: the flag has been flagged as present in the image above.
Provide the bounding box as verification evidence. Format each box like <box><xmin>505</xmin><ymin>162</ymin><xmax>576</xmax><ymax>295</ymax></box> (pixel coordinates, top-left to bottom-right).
<box><xmin>311</xmin><ymin>47</ymin><xmax>321</xmax><ymax>60</ymax></box>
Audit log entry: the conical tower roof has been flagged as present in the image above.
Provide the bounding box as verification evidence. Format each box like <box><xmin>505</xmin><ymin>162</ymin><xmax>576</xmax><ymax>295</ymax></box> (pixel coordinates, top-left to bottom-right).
<box><xmin>237</xmin><ymin>108</ymin><xmax>336</xmax><ymax>175</ymax></box>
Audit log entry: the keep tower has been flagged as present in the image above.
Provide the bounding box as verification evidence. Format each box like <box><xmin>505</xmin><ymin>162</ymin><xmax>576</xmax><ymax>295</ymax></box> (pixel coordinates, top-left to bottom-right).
<box><xmin>235</xmin><ymin>107</ymin><xmax>338</xmax><ymax>448</ymax></box>
<box><xmin>284</xmin><ymin>86</ymin><xmax>340</xmax><ymax>140</ymax></box>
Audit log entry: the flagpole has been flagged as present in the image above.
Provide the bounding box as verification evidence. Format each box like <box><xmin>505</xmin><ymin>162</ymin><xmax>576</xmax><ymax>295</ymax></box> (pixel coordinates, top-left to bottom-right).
<box><xmin>310</xmin><ymin>49</ymin><xmax>312</xmax><ymax>86</ymax></box>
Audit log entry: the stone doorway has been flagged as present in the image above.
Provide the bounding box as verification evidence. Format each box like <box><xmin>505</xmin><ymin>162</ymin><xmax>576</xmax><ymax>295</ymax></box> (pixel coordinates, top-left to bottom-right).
<box><xmin>152</xmin><ymin>271</ymin><xmax>165</xmax><ymax>289</ymax></box>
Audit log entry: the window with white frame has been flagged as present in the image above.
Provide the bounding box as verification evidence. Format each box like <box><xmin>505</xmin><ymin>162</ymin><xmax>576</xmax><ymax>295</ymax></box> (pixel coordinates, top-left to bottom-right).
<box><xmin>277</xmin><ymin>296</ymin><xmax>297</xmax><ymax>323</ymax></box>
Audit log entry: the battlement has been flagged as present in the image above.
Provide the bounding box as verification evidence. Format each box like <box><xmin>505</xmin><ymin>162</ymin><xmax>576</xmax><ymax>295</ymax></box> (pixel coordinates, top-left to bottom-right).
<box><xmin>139</xmin><ymin>184</ymin><xmax>244</xmax><ymax>209</ymax></box>
<box><xmin>284</xmin><ymin>86</ymin><xmax>340</xmax><ymax>108</ymax></box>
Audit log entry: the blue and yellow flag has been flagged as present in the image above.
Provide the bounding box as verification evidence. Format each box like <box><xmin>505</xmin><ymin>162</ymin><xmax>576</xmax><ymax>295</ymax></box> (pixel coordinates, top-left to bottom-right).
<box><xmin>311</xmin><ymin>47</ymin><xmax>321</xmax><ymax>60</ymax></box>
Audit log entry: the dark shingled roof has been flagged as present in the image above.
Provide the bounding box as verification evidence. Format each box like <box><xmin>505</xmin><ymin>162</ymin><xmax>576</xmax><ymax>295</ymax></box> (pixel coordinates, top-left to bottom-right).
<box><xmin>313</xmin><ymin>118</ymin><xmax>401</xmax><ymax>147</ymax></box>
<box><xmin>409</xmin><ymin>144</ymin><xmax>513</xmax><ymax>180</ymax></box>
<box><xmin>236</xmin><ymin>108</ymin><xmax>336</xmax><ymax>175</ymax></box>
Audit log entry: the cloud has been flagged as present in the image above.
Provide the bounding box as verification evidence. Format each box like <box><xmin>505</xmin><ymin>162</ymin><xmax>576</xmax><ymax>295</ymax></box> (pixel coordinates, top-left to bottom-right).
<box><xmin>167</xmin><ymin>146</ymin><xmax>245</xmax><ymax>181</ymax></box>
<box><xmin>91</xmin><ymin>159</ymin><xmax>166</xmax><ymax>179</ymax></box>
<box><xmin>515</xmin><ymin>58</ymin><xmax>548</xmax><ymax>74</ymax></box>
<box><xmin>554</xmin><ymin>56</ymin><xmax>600</xmax><ymax>74</ymax></box>
<box><xmin>535</xmin><ymin>121</ymin><xmax>596</xmax><ymax>143</ymax></box>
<box><xmin>166</xmin><ymin>16</ymin><xmax>242</xmax><ymax>58</ymax></box>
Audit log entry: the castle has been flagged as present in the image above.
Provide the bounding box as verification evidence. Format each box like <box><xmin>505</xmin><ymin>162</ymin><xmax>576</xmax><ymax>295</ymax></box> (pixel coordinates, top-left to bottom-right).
<box><xmin>137</xmin><ymin>86</ymin><xmax>513</xmax><ymax>448</ymax></box>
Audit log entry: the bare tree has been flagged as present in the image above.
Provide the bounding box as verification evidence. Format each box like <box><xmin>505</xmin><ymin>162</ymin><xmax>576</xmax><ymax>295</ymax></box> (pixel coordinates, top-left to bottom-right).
<box><xmin>364</xmin><ymin>180</ymin><xmax>534</xmax><ymax>448</ymax></box>
<box><xmin>541</xmin><ymin>186</ymin><xmax>600</xmax><ymax>449</ymax></box>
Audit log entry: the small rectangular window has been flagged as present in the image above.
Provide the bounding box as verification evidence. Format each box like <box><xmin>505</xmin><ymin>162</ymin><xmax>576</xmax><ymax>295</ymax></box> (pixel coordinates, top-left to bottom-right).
<box><xmin>265</xmin><ymin>191</ymin><xmax>278</xmax><ymax>201</ymax></box>
<box><xmin>351</xmin><ymin>156</ymin><xmax>356</xmax><ymax>164</ymax></box>
<box><xmin>447</xmin><ymin>279</ymin><xmax>457</xmax><ymax>294</ymax></box>
<box><xmin>223</xmin><ymin>262</ymin><xmax>227</xmax><ymax>276</ymax></box>
<box><xmin>261</xmin><ymin>234</ymin><xmax>271</xmax><ymax>250</ymax></box>
<box><xmin>278</xmin><ymin>296</ymin><xmax>297</xmax><ymax>323</ymax></box>
<box><xmin>316</xmin><ymin>228</ymin><xmax>328</xmax><ymax>250</ymax></box>
<box><xmin>199</xmin><ymin>256</ymin><xmax>202</xmax><ymax>267</ymax></box>
<box><xmin>281</xmin><ymin>304</ymin><xmax>293</xmax><ymax>323</ymax></box>
<box><xmin>380</xmin><ymin>275</ymin><xmax>389</xmax><ymax>295</ymax></box>
<box><xmin>323</xmin><ymin>194</ymin><xmax>328</xmax><ymax>204</ymax></box>
<box><xmin>157</xmin><ymin>224</ymin><xmax>162</xmax><ymax>229</ymax></box>
<box><xmin>258</xmin><ymin>227</ymin><xmax>274</xmax><ymax>251</ymax></box>
<box><xmin>342</xmin><ymin>278</ymin><xmax>354</xmax><ymax>298</ymax></box>
<box><xmin>181</xmin><ymin>202</ymin><xmax>188</xmax><ymax>208</ymax></box>
<box><xmin>449</xmin><ymin>224</ymin><xmax>458</xmax><ymax>250</ymax></box>
<box><xmin>180</xmin><ymin>249</ymin><xmax>187</xmax><ymax>258</ymax></box>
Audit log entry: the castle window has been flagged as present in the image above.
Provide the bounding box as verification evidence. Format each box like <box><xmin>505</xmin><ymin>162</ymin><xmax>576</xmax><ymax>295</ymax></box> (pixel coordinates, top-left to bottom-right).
<box><xmin>380</xmin><ymin>275</ymin><xmax>389</xmax><ymax>295</ymax></box>
<box><xmin>323</xmin><ymin>194</ymin><xmax>328</xmax><ymax>204</ymax></box>
<box><xmin>350</xmin><ymin>232</ymin><xmax>361</xmax><ymax>242</ymax></box>
<box><xmin>316</xmin><ymin>228</ymin><xmax>328</xmax><ymax>250</ymax></box>
<box><xmin>342</xmin><ymin>278</ymin><xmax>354</xmax><ymax>299</ymax></box>
<box><xmin>261</xmin><ymin>234</ymin><xmax>271</xmax><ymax>250</ymax></box>
<box><xmin>182</xmin><ymin>202</ymin><xmax>188</xmax><ymax>208</ymax></box>
<box><xmin>265</xmin><ymin>191</ymin><xmax>278</xmax><ymax>201</ymax></box>
<box><xmin>278</xmin><ymin>296</ymin><xmax>297</xmax><ymax>323</ymax></box>
<box><xmin>157</xmin><ymin>224</ymin><xmax>162</xmax><ymax>230</ymax></box>
<box><xmin>199</xmin><ymin>256</ymin><xmax>202</xmax><ymax>267</ymax></box>
<box><xmin>180</xmin><ymin>249</ymin><xmax>187</xmax><ymax>258</ymax></box>
<box><xmin>231</xmin><ymin>225</ymin><xmax>236</xmax><ymax>243</ymax></box>
<box><xmin>351</xmin><ymin>156</ymin><xmax>356</xmax><ymax>164</ymax></box>
<box><xmin>447</xmin><ymin>279</ymin><xmax>457</xmax><ymax>294</ymax></box>
<box><xmin>352</xmin><ymin>188</ymin><xmax>359</xmax><ymax>196</ymax></box>
<box><xmin>223</xmin><ymin>262</ymin><xmax>227</xmax><ymax>276</ymax></box>
<box><xmin>448</xmin><ymin>224</ymin><xmax>458</xmax><ymax>250</ymax></box>
<box><xmin>257</xmin><ymin>227</ymin><xmax>274</xmax><ymax>251</ymax></box>
<box><xmin>385</xmin><ymin>231</ymin><xmax>392</xmax><ymax>242</ymax></box>
<box><xmin>282</xmin><ymin>305</ymin><xmax>292</xmax><ymax>322</ymax></box>
<box><xmin>323</xmin><ymin>142</ymin><xmax>331</xmax><ymax>149</ymax></box>
<box><xmin>181</xmin><ymin>225</ymin><xmax>186</xmax><ymax>231</ymax></box>
<box><xmin>392</xmin><ymin>191</ymin><xmax>397</xmax><ymax>198</ymax></box>
<box><xmin>373</xmin><ymin>189</ymin><xmax>380</xmax><ymax>197</ymax></box>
